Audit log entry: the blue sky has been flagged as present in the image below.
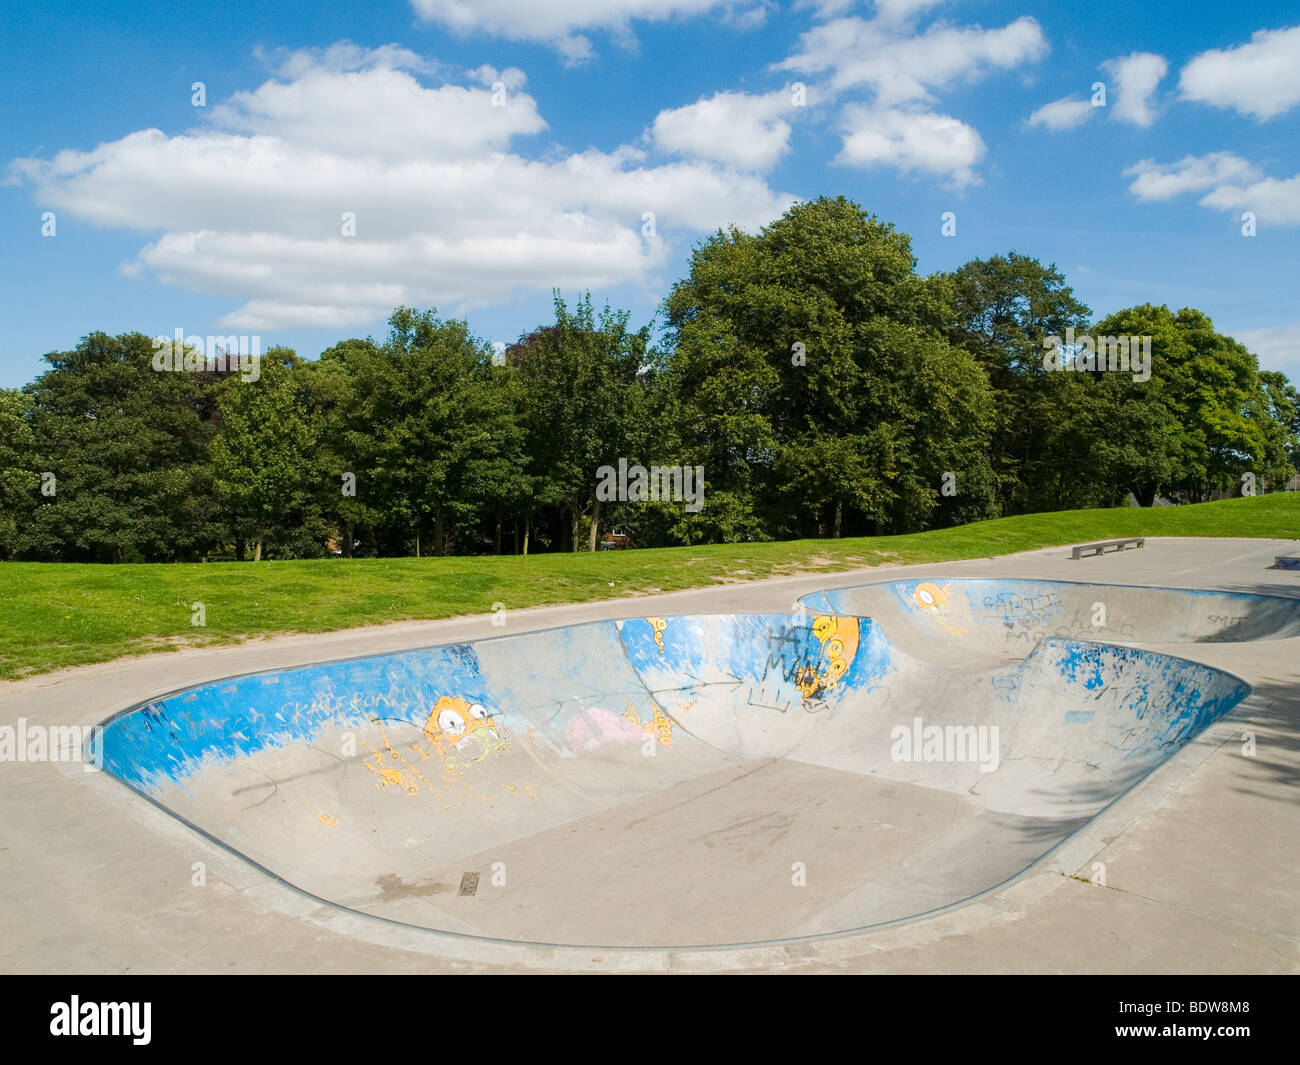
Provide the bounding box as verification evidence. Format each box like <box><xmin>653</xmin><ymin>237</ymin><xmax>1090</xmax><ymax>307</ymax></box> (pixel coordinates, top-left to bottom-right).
<box><xmin>4</xmin><ymin>0</ymin><xmax>1298</xmax><ymax>388</ymax></box>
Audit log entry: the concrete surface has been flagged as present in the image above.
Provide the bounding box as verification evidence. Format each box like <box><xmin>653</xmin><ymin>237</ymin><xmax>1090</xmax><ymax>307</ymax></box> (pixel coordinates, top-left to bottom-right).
<box><xmin>1</xmin><ymin>536</ymin><xmax>1297</xmax><ymax>972</ymax></box>
<box><xmin>802</xmin><ymin>577</ymin><xmax>1300</xmax><ymax>663</ymax></box>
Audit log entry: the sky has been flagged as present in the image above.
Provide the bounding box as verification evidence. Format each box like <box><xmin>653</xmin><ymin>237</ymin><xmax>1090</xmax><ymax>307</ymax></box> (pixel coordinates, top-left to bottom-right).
<box><xmin>3</xmin><ymin>0</ymin><xmax>1298</xmax><ymax>388</ymax></box>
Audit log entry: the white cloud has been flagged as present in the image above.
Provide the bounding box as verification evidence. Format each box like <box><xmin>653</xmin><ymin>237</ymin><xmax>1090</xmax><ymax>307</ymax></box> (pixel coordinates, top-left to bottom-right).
<box><xmin>797</xmin><ymin>0</ymin><xmax>945</xmax><ymax>20</ymax></box>
<box><xmin>719</xmin><ymin>2</ymin><xmax>774</xmax><ymax>30</ymax></box>
<box><xmin>1102</xmin><ymin>52</ymin><xmax>1167</xmax><ymax>127</ymax></box>
<box><xmin>1199</xmin><ymin>174</ymin><xmax>1300</xmax><ymax>225</ymax></box>
<box><xmin>1121</xmin><ymin>152</ymin><xmax>1300</xmax><ymax>227</ymax></box>
<box><xmin>466</xmin><ymin>64</ymin><xmax>528</xmax><ymax>90</ymax></box>
<box><xmin>1179</xmin><ymin>25</ymin><xmax>1300</xmax><ymax>120</ymax></box>
<box><xmin>1232</xmin><ymin>323</ymin><xmax>1300</xmax><ymax>379</ymax></box>
<box><xmin>1026</xmin><ymin>96</ymin><xmax>1095</xmax><ymax>131</ymax></box>
<box><xmin>409</xmin><ymin>0</ymin><xmax>731</xmax><ymax>61</ymax></box>
<box><xmin>777</xmin><ymin>7</ymin><xmax>1044</xmax><ymax>187</ymax></box>
<box><xmin>208</xmin><ymin>63</ymin><xmax>546</xmax><ymax>163</ymax></box>
<box><xmin>777</xmin><ymin>14</ymin><xmax>1048</xmax><ymax>104</ymax></box>
<box><xmin>254</xmin><ymin>42</ymin><xmax>438</xmax><ymax>78</ymax></box>
<box><xmin>873</xmin><ymin>0</ymin><xmax>948</xmax><ymax>23</ymax></box>
<box><xmin>650</xmin><ymin>90</ymin><xmax>796</xmax><ymax>171</ymax></box>
<box><xmin>793</xmin><ymin>0</ymin><xmax>856</xmax><ymax>16</ymax></box>
<box><xmin>835</xmin><ymin>105</ymin><xmax>985</xmax><ymax>188</ymax></box>
<box><xmin>9</xmin><ymin>44</ymin><xmax>795</xmax><ymax>331</ymax></box>
<box><xmin>1028</xmin><ymin>53</ymin><xmax>1165</xmax><ymax>132</ymax></box>
<box><xmin>1122</xmin><ymin>152</ymin><xmax>1262</xmax><ymax>201</ymax></box>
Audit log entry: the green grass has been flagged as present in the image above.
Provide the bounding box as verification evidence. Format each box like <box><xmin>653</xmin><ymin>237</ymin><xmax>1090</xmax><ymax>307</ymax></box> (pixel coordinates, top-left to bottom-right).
<box><xmin>2</xmin><ymin>493</ymin><xmax>1296</xmax><ymax>681</ymax></box>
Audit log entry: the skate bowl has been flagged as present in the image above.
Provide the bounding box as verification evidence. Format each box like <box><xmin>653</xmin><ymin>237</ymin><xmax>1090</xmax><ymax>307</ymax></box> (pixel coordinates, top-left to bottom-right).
<box><xmin>799</xmin><ymin>579</ymin><xmax>1300</xmax><ymax>661</ymax></box>
<box><xmin>95</xmin><ymin>610</ymin><xmax>1250</xmax><ymax>950</ymax></box>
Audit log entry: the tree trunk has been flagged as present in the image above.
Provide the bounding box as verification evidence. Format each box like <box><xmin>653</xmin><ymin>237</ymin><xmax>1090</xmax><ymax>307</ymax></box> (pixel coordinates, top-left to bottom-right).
<box><xmin>522</xmin><ymin>511</ymin><xmax>530</xmax><ymax>556</ymax></box>
<box><xmin>343</xmin><ymin>520</ymin><xmax>353</xmax><ymax>558</ymax></box>
<box><xmin>833</xmin><ymin>500</ymin><xmax>842</xmax><ymax>539</ymax></box>
<box><xmin>567</xmin><ymin>506</ymin><xmax>580</xmax><ymax>552</ymax></box>
<box><xmin>253</xmin><ymin>536</ymin><xmax>263</xmax><ymax>562</ymax></box>
<box><xmin>588</xmin><ymin>497</ymin><xmax>602</xmax><ymax>552</ymax></box>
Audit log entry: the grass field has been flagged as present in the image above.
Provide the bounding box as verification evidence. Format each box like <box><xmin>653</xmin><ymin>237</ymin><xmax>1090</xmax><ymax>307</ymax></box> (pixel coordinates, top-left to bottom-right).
<box><xmin>2</xmin><ymin>493</ymin><xmax>1296</xmax><ymax>681</ymax></box>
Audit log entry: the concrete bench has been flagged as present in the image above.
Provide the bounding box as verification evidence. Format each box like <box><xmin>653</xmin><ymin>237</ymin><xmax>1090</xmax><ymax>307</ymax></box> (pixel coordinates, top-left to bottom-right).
<box><xmin>1071</xmin><ymin>537</ymin><xmax>1145</xmax><ymax>559</ymax></box>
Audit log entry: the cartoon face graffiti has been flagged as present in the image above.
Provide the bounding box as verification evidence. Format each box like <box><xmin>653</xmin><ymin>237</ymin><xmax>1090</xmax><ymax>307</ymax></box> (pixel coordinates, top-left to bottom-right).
<box><xmin>423</xmin><ymin>696</ymin><xmax>500</xmax><ymax>758</ymax></box>
<box><xmin>794</xmin><ymin>615</ymin><xmax>861</xmax><ymax>702</ymax></box>
<box><xmin>908</xmin><ymin>581</ymin><xmax>967</xmax><ymax>637</ymax></box>
<box><xmin>913</xmin><ymin>582</ymin><xmax>949</xmax><ymax>611</ymax></box>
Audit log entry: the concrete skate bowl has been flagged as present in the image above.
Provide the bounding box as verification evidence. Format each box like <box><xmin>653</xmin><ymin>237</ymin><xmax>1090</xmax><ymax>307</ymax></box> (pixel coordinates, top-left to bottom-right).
<box><xmin>96</xmin><ymin>613</ymin><xmax>1249</xmax><ymax>952</ymax></box>
<box><xmin>799</xmin><ymin>579</ymin><xmax>1300</xmax><ymax>662</ymax></box>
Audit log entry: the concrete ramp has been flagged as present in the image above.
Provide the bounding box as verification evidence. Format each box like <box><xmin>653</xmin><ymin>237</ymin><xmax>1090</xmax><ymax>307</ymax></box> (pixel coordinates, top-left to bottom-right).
<box><xmin>801</xmin><ymin>579</ymin><xmax>1300</xmax><ymax>662</ymax></box>
<box><xmin>97</xmin><ymin>607</ymin><xmax>1249</xmax><ymax>948</ymax></box>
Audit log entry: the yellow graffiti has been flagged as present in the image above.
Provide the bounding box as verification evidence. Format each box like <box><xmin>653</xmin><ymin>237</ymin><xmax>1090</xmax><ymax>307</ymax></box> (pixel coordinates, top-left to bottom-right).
<box><xmin>794</xmin><ymin>615</ymin><xmax>861</xmax><ymax>702</ymax></box>
<box><xmin>646</xmin><ymin>617</ymin><xmax>667</xmax><ymax>654</ymax></box>
<box><xmin>363</xmin><ymin>732</ymin><xmax>425</xmax><ymax>795</ymax></box>
<box><xmin>622</xmin><ymin>698</ymin><xmax>675</xmax><ymax>745</ymax></box>
<box><xmin>910</xmin><ymin>582</ymin><xmax>967</xmax><ymax>637</ymax></box>
<box><xmin>651</xmin><ymin>704</ymin><xmax>674</xmax><ymax>745</ymax></box>
<box><xmin>365</xmin><ymin>757</ymin><xmax>415</xmax><ymax>793</ymax></box>
<box><xmin>361</xmin><ymin>705</ymin><xmax>507</xmax><ymax>808</ymax></box>
<box><xmin>912</xmin><ymin>582</ymin><xmax>949</xmax><ymax>611</ymax></box>
<box><xmin>317</xmin><ymin>812</ymin><xmax>337</xmax><ymax>827</ymax></box>
<box><xmin>422</xmin><ymin>695</ymin><xmax>502</xmax><ymax>757</ymax></box>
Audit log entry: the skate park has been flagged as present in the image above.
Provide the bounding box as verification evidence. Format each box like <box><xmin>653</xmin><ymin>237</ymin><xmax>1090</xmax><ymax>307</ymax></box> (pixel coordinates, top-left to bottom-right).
<box><xmin>2</xmin><ymin>536</ymin><xmax>1297</xmax><ymax>973</ymax></box>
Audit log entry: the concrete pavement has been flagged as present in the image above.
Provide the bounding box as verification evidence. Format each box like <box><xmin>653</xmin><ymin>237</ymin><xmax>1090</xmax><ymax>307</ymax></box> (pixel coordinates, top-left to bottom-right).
<box><xmin>1</xmin><ymin>536</ymin><xmax>1297</xmax><ymax>973</ymax></box>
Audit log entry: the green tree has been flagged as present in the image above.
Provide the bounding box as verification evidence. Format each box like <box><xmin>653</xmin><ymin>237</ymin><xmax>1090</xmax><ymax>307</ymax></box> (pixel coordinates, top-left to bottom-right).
<box><xmin>212</xmin><ymin>348</ymin><xmax>323</xmax><ymax>561</ymax></box>
<box><xmin>1244</xmin><ymin>370</ymin><xmax>1297</xmax><ymax>492</ymax></box>
<box><xmin>302</xmin><ymin>340</ymin><xmax>378</xmax><ymax>557</ymax></box>
<box><xmin>0</xmin><ymin>390</ymin><xmax>39</xmax><ymax>560</ymax></box>
<box><xmin>512</xmin><ymin>293</ymin><xmax>651</xmax><ymax>552</ymax></box>
<box><xmin>664</xmin><ymin>196</ymin><xmax>994</xmax><ymax>539</ymax></box>
<box><xmin>21</xmin><ymin>332</ymin><xmax>223</xmax><ymax>562</ymax></box>
<box><xmin>1065</xmin><ymin>371</ymin><xmax>1181</xmax><ymax>508</ymax></box>
<box><xmin>944</xmin><ymin>253</ymin><xmax>1092</xmax><ymax>514</ymax></box>
<box><xmin>1093</xmin><ymin>305</ymin><xmax>1274</xmax><ymax>502</ymax></box>
<box><xmin>349</xmin><ymin>308</ymin><xmax>522</xmax><ymax>556</ymax></box>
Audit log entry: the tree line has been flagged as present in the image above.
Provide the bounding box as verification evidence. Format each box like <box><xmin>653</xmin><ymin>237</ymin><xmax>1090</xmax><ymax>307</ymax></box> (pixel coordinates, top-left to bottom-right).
<box><xmin>1</xmin><ymin>196</ymin><xmax>1295</xmax><ymax>562</ymax></box>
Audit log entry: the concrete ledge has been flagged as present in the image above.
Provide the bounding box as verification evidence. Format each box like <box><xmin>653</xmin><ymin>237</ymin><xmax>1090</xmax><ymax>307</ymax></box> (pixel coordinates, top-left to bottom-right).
<box><xmin>1072</xmin><ymin>537</ymin><xmax>1145</xmax><ymax>559</ymax></box>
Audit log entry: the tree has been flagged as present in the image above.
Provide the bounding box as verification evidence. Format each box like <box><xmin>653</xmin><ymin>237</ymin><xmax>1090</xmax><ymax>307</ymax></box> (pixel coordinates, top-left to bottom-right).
<box><xmin>664</xmin><ymin>196</ymin><xmax>995</xmax><ymax>539</ymax></box>
<box><xmin>21</xmin><ymin>332</ymin><xmax>223</xmax><ymax>562</ymax></box>
<box><xmin>302</xmin><ymin>340</ymin><xmax>378</xmax><ymax>557</ymax></box>
<box><xmin>0</xmin><ymin>390</ymin><xmax>39</xmax><ymax>560</ymax></box>
<box><xmin>212</xmin><ymin>348</ymin><xmax>323</xmax><ymax>561</ymax></box>
<box><xmin>1253</xmin><ymin>371</ymin><xmax>1300</xmax><ymax>489</ymax></box>
<box><xmin>944</xmin><ymin>253</ymin><xmax>1092</xmax><ymax>515</ymax></box>
<box><xmin>511</xmin><ymin>294</ymin><xmax>650</xmax><ymax>551</ymax></box>
<box><xmin>1092</xmin><ymin>305</ymin><xmax>1279</xmax><ymax>502</ymax></box>
<box><xmin>1064</xmin><ymin>370</ymin><xmax>1181</xmax><ymax>508</ymax></box>
<box><xmin>347</xmin><ymin>308</ymin><xmax>522</xmax><ymax>556</ymax></box>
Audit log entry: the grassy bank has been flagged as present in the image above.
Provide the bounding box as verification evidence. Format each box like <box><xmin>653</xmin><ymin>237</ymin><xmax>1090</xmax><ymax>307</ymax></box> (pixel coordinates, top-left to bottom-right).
<box><xmin>2</xmin><ymin>493</ymin><xmax>1296</xmax><ymax>680</ymax></box>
